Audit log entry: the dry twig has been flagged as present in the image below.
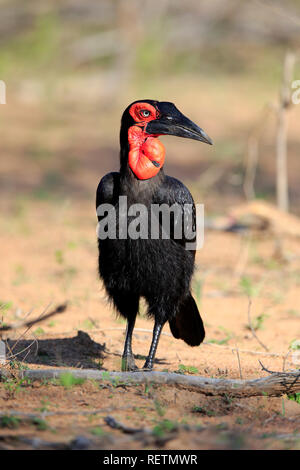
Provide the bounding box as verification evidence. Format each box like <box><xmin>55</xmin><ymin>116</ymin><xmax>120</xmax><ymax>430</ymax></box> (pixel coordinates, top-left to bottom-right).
<box><xmin>247</xmin><ymin>299</ymin><xmax>269</xmax><ymax>352</ymax></box>
<box><xmin>233</xmin><ymin>347</ymin><xmax>243</xmax><ymax>379</ymax></box>
<box><xmin>0</xmin><ymin>304</ymin><xmax>67</xmax><ymax>332</ymax></box>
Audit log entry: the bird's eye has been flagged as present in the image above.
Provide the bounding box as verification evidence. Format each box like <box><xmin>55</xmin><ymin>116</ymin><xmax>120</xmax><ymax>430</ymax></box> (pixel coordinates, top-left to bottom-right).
<box><xmin>141</xmin><ymin>110</ymin><xmax>150</xmax><ymax>118</ymax></box>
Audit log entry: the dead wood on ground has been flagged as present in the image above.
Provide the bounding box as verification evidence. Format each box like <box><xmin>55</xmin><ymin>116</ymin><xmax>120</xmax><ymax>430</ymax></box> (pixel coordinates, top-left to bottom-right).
<box><xmin>1</xmin><ymin>368</ymin><xmax>299</xmax><ymax>398</ymax></box>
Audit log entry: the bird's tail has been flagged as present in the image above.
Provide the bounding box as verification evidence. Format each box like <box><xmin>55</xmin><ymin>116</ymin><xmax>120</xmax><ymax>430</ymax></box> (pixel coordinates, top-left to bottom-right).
<box><xmin>169</xmin><ymin>293</ymin><xmax>205</xmax><ymax>346</ymax></box>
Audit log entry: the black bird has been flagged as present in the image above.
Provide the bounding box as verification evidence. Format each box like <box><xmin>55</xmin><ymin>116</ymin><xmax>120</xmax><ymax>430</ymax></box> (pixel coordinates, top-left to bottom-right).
<box><xmin>96</xmin><ymin>100</ymin><xmax>212</xmax><ymax>371</ymax></box>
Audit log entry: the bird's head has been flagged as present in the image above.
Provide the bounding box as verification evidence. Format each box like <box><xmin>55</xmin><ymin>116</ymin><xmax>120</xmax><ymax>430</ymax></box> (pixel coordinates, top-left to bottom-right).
<box><xmin>120</xmin><ymin>99</ymin><xmax>212</xmax><ymax>180</ymax></box>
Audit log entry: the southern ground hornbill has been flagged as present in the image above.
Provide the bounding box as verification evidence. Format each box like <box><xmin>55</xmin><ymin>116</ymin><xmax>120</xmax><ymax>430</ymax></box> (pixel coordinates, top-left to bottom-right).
<box><xmin>96</xmin><ymin>100</ymin><xmax>212</xmax><ymax>371</ymax></box>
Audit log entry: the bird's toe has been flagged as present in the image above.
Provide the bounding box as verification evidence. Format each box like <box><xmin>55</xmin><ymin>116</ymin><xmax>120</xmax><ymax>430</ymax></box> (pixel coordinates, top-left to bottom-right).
<box><xmin>142</xmin><ymin>362</ymin><xmax>153</xmax><ymax>371</ymax></box>
<box><xmin>121</xmin><ymin>355</ymin><xmax>138</xmax><ymax>372</ymax></box>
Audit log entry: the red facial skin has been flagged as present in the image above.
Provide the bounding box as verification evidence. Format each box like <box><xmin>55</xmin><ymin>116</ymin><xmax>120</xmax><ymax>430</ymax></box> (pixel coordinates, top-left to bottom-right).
<box><xmin>128</xmin><ymin>102</ymin><xmax>165</xmax><ymax>180</ymax></box>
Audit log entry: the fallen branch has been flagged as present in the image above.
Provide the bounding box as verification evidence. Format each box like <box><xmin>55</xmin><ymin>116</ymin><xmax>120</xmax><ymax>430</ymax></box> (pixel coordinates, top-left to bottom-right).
<box><xmin>104</xmin><ymin>415</ymin><xmax>151</xmax><ymax>435</ymax></box>
<box><xmin>103</xmin><ymin>415</ymin><xmax>181</xmax><ymax>446</ymax></box>
<box><xmin>0</xmin><ymin>405</ymin><xmax>135</xmax><ymax>421</ymax></box>
<box><xmin>0</xmin><ymin>304</ymin><xmax>67</xmax><ymax>332</ymax></box>
<box><xmin>0</xmin><ymin>434</ymin><xmax>108</xmax><ymax>451</ymax></box>
<box><xmin>103</xmin><ymin>415</ymin><xmax>204</xmax><ymax>447</ymax></box>
<box><xmin>229</xmin><ymin>200</ymin><xmax>300</xmax><ymax>238</ymax></box>
<box><xmin>1</xmin><ymin>368</ymin><xmax>299</xmax><ymax>398</ymax></box>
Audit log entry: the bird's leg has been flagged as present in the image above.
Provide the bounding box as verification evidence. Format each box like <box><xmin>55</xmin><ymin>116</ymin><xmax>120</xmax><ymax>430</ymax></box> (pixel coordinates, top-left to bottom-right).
<box><xmin>121</xmin><ymin>314</ymin><xmax>138</xmax><ymax>371</ymax></box>
<box><xmin>143</xmin><ymin>320</ymin><xmax>164</xmax><ymax>371</ymax></box>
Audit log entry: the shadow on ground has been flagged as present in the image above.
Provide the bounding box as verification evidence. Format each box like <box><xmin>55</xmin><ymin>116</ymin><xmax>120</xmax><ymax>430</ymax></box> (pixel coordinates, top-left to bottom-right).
<box><xmin>6</xmin><ymin>331</ymin><xmax>105</xmax><ymax>369</ymax></box>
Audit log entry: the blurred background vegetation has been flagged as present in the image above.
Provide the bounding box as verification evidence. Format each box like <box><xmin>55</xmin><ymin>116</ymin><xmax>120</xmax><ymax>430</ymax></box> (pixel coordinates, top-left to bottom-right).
<box><xmin>0</xmin><ymin>0</ymin><xmax>300</xmax><ymax>213</ymax></box>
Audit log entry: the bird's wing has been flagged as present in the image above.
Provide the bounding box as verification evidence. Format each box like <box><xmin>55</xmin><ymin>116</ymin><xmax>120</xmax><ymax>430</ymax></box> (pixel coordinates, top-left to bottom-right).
<box><xmin>96</xmin><ymin>172</ymin><xmax>120</xmax><ymax>220</ymax></box>
<box><xmin>96</xmin><ymin>172</ymin><xmax>197</xmax><ymax>251</ymax></box>
<box><xmin>154</xmin><ymin>175</ymin><xmax>197</xmax><ymax>251</ymax></box>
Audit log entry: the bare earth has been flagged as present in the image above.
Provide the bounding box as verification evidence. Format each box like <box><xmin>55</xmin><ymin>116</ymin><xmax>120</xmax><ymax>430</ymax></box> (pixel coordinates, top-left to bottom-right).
<box><xmin>0</xmin><ymin>200</ymin><xmax>300</xmax><ymax>450</ymax></box>
<box><xmin>0</xmin><ymin>94</ymin><xmax>300</xmax><ymax>450</ymax></box>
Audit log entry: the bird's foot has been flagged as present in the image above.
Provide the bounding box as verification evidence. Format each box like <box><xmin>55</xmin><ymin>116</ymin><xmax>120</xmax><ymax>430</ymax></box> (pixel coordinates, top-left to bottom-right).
<box><xmin>142</xmin><ymin>361</ymin><xmax>153</xmax><ymax>371</ymax></box>
<box><xmin>121</xmin><ymin>355</ymin><xmax>138</xmax><ymax>372</ymax></box>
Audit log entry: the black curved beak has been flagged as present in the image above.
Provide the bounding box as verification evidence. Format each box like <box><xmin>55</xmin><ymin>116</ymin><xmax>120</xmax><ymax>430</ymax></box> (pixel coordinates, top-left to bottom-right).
<box><xmin>145</xmin><ymin>113</ymin><xmax>213</xmax><ymax>145</ymax></box>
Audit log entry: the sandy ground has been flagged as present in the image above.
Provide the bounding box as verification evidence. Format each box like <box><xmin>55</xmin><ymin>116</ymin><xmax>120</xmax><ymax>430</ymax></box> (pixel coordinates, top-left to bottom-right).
<box><xmin>0</xmin><ymin>200</ymin><xmax>300</xmax><ymax>450</ymax></box>
<box><xmin>0</xmin><ymin>90</ymin><xmax>300</xmax><ymax>449</ymax></box>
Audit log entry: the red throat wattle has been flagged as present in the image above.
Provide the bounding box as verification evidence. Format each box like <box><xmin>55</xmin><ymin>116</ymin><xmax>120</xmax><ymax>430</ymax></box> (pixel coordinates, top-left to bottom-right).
<box><xmin>127</xmin><ymin>102</ymin><xmax>165</xmax><ymax>180</ymax></box>
<box><xmin>128</xmin><ymin>126</ymin><xmax>165</xmax><ymax>180</ymax></box>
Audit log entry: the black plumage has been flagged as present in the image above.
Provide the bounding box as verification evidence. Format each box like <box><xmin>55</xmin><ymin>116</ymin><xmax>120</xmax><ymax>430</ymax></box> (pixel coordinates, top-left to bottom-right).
<box><xmin>96</xmin><ymin>100</ymin><xmax>212</xmax><ymax>370</ymax></box>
